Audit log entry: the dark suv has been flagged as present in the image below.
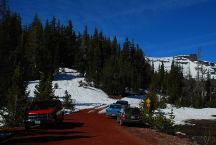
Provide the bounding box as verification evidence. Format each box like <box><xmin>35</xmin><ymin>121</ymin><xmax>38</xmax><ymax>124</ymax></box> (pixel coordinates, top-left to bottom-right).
<box><xmin>25</xmin><ymin>99</ymin><xmax>64</xmax><ymax>129</ymax></box>
<box><xmin>118</xmin><ymin>107</ymin><xmax>142</xmax><ymax>126</ymax></box>
<box><xmin>116</xmin><ymin>100</ymin><xmax>129</xmax><ymax>109</ymax></box>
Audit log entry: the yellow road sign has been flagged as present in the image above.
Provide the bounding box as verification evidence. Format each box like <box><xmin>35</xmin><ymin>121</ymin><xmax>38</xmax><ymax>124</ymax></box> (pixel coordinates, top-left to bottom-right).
<box><xmin>146</xmin><ymin>98</ymin><xmax>151</xmax><ymax>104</ymax></box>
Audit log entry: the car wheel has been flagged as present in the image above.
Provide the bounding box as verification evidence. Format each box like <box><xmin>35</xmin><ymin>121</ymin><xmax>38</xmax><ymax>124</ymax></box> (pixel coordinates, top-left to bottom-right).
<box><xmin>25</xmin><ymin>123</ymin><xmax>30</xmax><ymax>130</ymax></box>
<box><xmin>59</xmin><ymin>115</ymin><xmax>64</xmax><ymax>124</ymax></box>
<box><xmin>117</xmin><ymin>116</ymin><xmax>120</xmax><ymax>122</ymax></box>
<box><xmin>119</xmin><ymin>119</ymin><xmax>124</xmax><ymax>126</ymax></box>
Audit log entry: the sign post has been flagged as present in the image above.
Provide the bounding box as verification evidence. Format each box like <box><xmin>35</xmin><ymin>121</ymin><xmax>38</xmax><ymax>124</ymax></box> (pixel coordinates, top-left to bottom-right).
<box><xmin>146</xmin><ymin>97</ymin><xmax>151</xmax><ymax>113</ymax></box>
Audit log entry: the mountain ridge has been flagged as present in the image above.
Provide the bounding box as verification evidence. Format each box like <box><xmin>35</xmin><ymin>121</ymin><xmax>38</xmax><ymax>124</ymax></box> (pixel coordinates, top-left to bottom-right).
<box><xmin>146</xmin><ymin>54</ymin><xmax>216</xmax><ymax>79</ymax></box>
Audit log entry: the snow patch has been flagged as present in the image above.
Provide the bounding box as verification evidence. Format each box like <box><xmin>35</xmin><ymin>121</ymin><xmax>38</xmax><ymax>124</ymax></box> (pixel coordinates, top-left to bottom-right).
<box><xmin>161</xmin><ymin>104</ymin><xmax>216</xmax><ymax>125</ymax></box>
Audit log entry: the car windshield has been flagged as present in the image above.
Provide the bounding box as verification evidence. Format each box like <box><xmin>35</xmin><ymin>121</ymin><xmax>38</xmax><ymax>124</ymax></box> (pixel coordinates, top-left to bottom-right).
<box><xmin>116</xmin><ymin>101</ymin><xmax>128</xmax><ymax>105</ymax></box>
<box><xmin>126</xmin><ymin>108</ymin><xmax>140</xmax><ymax>115</ymax></box>
<box><xmin>30</xmin><ymin>100</ymin><xmax>57</xmax><ymax>110</ymax></box>
<box><xmin>110</xmin><ymin>104</ymin><xmax>121</xmax><ymax>109</ymax></box>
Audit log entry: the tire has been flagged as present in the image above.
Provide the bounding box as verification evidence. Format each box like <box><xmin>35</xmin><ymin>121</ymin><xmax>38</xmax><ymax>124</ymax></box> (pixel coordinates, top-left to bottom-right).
<box><xmin>119</xmin><ymin>119</ymin><xmax>124</xmax><ymax>126</ymax></box>
<box><xmin>59</xmin><ymin>116</ymin><xmax>64</xmax><ymax>124</ymax></box>
<box><xmin>117</xmin><ymin>116</ymin><xmax>120</xmax><ymax>123</ymax></box>
<box><xmin>25</xmin><ymin>123</ymin><xmax>30</xmax><ymax>130</ymax></box>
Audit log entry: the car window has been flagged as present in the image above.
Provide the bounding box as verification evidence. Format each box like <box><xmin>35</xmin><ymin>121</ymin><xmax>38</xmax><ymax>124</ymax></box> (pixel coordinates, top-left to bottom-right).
<box><xmin>30</xmin><ymin>100</ymin><xmax>58</xmax><ymax>110</ymax></box>
<box><xmin>116</xmin><ymin>101</ymin><xmax>128</xmax><ymax>105</ymax></box>
<box><xmin>131</xmin><ymin>108</ymin><xmax>140</xmax><ymax>114</ymax></box>
<box><xmin>110</xmin><ymin>104</ymin><xmax>121</xmax><ymax>109</ymax></box>
<box><xmin>125</xmin><ymin>108</ymin><xmax>140</xmax><ymax>115</ymax></box>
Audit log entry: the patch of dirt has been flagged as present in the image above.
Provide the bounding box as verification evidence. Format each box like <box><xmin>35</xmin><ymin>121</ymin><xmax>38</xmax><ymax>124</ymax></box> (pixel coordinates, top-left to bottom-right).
<box><xmin>178</xmin><ymin>119</ymin><xmax>216</xmax><ymax>145</ymax></box>
<box><xmin>125</xmin><ymin>127</ymin><xmax>198</xmax><ymax>145</ymax></box>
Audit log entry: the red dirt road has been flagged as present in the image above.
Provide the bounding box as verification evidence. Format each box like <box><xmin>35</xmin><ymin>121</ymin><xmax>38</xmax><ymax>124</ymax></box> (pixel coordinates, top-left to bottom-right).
<box><xmin>2</xmin><ymin>110</ymin><xmax>147</xmax><ymax>145</ymax></box>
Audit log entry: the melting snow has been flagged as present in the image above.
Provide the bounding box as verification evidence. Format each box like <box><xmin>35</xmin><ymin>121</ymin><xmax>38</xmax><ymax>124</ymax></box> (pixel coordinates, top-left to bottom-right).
<box><xmin>161</xmin><ymin>104</ymin><xmax>216</xmax><ymax>125</ymax></box>
<box><xmin>26</xmin><ymin>68</ymin><xmax>216</xmax><ymax>126</ymax></box>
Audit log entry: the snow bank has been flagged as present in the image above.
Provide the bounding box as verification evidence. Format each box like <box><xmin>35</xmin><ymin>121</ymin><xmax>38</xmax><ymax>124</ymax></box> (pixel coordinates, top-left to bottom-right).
<box><xmin>0</xmin><ymin>115</ymin><xmax>3</xmax><ymax>127</ymax></box>
<box><xmin>121</xmin><ymin>95</ymin><xmax>144</xmax><ymax>107</ymax></box>
<box><xmin>0</xmin><ymin>109</ymin><xmax>7</xmax><ymax>127</ymax></box>
<box><xmin>161</xmin><ymin>104</ymin><xmax>216</xmax><ymax>125</ymax></box>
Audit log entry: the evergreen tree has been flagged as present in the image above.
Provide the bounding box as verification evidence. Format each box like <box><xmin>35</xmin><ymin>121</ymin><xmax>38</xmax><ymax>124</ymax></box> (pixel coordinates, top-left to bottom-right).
<box><xmin>167</xmin><ymin>60</ymin><xmax>183</xmax><ymax>104</ymax></box>
<box><xmin>24</xmin><ymin>15</ymin><xmax>43</xmax><ymax>79</ymax></box>
<box><xmin>34</xmin><ymin>74</ymin><xmax>55</xmax><ymax>100</ymax></box>
<box><xmin>60</xmin><ymin>20</ymin><xmax>76</xmax><ymax>68</ymax></box>
<box><xmin>205</xmin><ymin>72</ymin><xmax>211</xmax><ymax>103</ymax></box>
<box><xmin>102</xmin><ymin>57</ymin><xmax>122</xmax><ymax>95</ymax></box>
<box><xmin>63</xmin><ymin>90</ymin><xmax>75</xmax><ymax>110</ymax></box>
<box><xmin>6</xmin><ymin>65</ymin><xmax>28</xmax><ymax>126</ymax></box>
<box><xmin>159</xmin><ymin>62</ymin><xmax>165</xmax><ymax>93</ymax></box>
<box><xmin>182</xmin><ymin>78</ymin><xmax>196</xmax><ymax>106</ymax></box>
<box><xmin>0</xmin><ymin>10</ymin><xmax>22</xmax><ymax>108</ymax></box>
<box><xmin>75</xmin><ymin>26</ymin><xmax>89</xmax><ymax>75</ymax></box>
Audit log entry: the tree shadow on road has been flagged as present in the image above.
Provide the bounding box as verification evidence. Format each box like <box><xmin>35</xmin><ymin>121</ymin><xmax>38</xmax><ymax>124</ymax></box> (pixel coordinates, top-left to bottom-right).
<box><xmin>3</xmin><ymin>135</ymin><xmax>92</xmax><ymax>145</ymax></box>
<box><xmin>37</xmin><ymin>121</ymin><xmax>85</xmax><ymax>130</ymax></box>
<box><xmin>123</xmin><ymin>123</ymin><xmax>151</xmax><ymax>128</ymax></box>
<box><xmin>1</xmin><ymin>122</ymin><xmax>90</xmax><ymax>145</ymax></box>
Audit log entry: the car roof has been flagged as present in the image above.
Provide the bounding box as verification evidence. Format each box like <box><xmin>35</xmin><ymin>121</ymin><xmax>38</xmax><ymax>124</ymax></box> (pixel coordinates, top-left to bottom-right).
<box><xmin>116</xmin><ymin>100</ymin><xmax>129</xmax><ymax>104</ymax></box>
<box><xmin>32</xmin><ymin>99</ymin><xmax>61</xmax><ymax>104</ymax></box>
<box><xmin>110</xmin><ymin>103</ymin><xmax>121</xmax><ymax>106</ymax></box>
<box><xmin>124</xmin><ymin>107</ymin><xmax>139</xmax><ymax>110</ymax></box>
<box><xmin>116</xmin><ymin>100</ymin><xmax>128</xmax><ymax>102</ymax></box>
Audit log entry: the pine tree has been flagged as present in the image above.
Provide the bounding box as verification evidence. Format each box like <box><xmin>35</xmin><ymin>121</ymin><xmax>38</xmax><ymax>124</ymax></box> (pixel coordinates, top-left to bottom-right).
<box><xmin>167</xmin><ymin>60</ymin><xmax>183</xmax><ymax>104</ymax></box>
<box><xmin>158</xmin><ymin>62</ymin><xmax>167</xmax><ymax>94</ymax></box>
<box><xmin>75</xmin><ymin>26</ymin><xmax>89</xmax><ymax>75</ymax></box>
<box><xmin>34</xmin><ymin>74</ymin><xmax>55</xmax><ymax>100</ymax></box>
<box><xmin>63</xmin><ymin>90</ymin><xmax>75</xmax><ymax>110</ymax></box>
<box><xmin>6</xmin><ymin>65</ymin><xmax>28</xmax><ymax>126</ymax></box>
<box><xmin>24</xmin><ymin>15</ymin><xmax>43</xmax><ymax>80</ymax></box>
<box><xmin>205</xmin><ymin>72</ymin><xmax>211</xmax><ymax>103</ymax></box>
<box><xmin>0</xmin><ymin>10</ymin><xmax>22</xmax><ymax>108</ymax></box>
<box><xmin>60</xmin><ymin>20</ymin><xmax>76</xmax><ymax>68</ymax></box>
<box><xmin>102</xmin><ymin>57</ymin><xmax>122</xmax><ymax>95</ymax></box>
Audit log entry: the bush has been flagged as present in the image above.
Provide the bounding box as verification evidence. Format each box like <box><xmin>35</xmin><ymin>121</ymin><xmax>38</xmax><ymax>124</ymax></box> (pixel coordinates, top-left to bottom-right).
<box><xmin>158</xmin><ymin>96</ymin><xmax>167</xmax><ymax>109</ymax></box>
<box><xmin>63</xmin><ymin>90</ymin><xmax>75</xmax><ymax>111</ymax></box>
<box><xmin>54</xmin><ymin>83</ymin><xmax>59</xmax><ymax>89</ymax></box>
<box><xmin>151</xmin><ymin>109</ymin><xmax>175</xmax><ymax>133</ymax></box>
<box><xmin>140</xmin><ymin>97</ymin><xmax>175</xmax><ymax>134</ymax></box>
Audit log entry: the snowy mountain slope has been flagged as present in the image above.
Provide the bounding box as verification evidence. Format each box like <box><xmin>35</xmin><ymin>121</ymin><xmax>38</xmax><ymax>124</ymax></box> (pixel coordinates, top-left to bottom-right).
<box><xmin>146</xmin><ymin>54</ymin><xmax>216</xmax><ymax>79</ymax></box>
<box><xmin>27</xmin><ymin>68</ymin><xmax>143</xmax><ymax>111</ymax></box>
<box><xmin>27</xmin><ymin>68</ymin><xmax>115</xmax><ymax>110</ymax></box>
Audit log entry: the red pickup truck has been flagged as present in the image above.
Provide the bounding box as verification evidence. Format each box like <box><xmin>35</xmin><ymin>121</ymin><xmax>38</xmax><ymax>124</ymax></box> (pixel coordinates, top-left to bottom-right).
<box><xmin>25</xmin><ymin>99</ymin><xmax>64</xmax><ymax>129</ymax></box>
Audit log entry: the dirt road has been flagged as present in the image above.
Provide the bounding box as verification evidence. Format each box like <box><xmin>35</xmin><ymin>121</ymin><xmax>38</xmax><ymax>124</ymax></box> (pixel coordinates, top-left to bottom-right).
<box><xmin>2</xmin><ymin>110</ymin><xmax>147</xmax><ymax>145</ymax></box>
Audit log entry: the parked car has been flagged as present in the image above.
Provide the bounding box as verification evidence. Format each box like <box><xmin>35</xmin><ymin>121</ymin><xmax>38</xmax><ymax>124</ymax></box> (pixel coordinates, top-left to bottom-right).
<box><xmin>118</xmin><ymin>107</ymin><xmax>142</xmax><ymax>126</ymax></box>
<box><xmin>25</xmin><ymin>99</ymin><xmax>64</xmax><ymax>129</ymax></box>
<box><xmin>115</xmin><ymin>100</ymin><xmax>129</xmax><ymax>108</ymax></box>
<box><xmin>106</xmin><ymin>104</ymin><xmax>122</xmax><ymax>117</ymax></box>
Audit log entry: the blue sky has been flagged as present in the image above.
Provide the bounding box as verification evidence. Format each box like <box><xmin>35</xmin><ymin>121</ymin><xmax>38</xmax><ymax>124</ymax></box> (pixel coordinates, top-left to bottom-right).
<box><xmin>9</xmin><ymin>0</ymin><xmax>216</xmax><ymax>62</ymax></box>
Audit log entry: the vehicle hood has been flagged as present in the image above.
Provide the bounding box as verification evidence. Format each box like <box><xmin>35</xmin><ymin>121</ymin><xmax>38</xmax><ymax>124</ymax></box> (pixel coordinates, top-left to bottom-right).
<box><xmin>27</xmin><ymin>108</ymin><xmax>55</xmax><ymax>115</ymax></box>
<box><xmin>106</xmin><ymin>108</ymin><xmax>121</xmax><ymax>113</ymax></box>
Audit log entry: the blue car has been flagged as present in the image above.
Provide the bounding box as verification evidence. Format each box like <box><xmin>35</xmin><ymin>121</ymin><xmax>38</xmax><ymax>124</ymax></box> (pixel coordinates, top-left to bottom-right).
<box><xmin>106</xmin><ymin>104</ymin><xmax>122</xmax><ymax>117</ymax></box>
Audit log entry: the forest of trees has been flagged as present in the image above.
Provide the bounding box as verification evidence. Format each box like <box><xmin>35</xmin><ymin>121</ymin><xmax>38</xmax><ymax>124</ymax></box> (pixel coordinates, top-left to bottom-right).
<box><xmin>0</xmin><ymin>1</ymin><xmax>216</xmax><ymax>127</ymax></box>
